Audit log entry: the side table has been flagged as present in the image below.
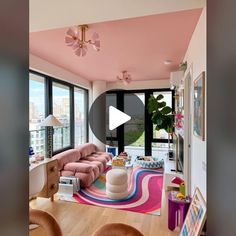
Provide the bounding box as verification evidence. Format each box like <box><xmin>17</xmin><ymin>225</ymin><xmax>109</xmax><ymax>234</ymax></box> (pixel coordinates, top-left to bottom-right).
<box><xmin>168</xmin><ymin>191</ymin><xmax>191</xmax><ymax>231</ymax></box>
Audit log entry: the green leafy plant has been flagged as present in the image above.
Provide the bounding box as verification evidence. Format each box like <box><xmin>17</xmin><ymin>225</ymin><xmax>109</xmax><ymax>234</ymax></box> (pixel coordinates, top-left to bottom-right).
<box><xmin>147</xmin><ymin>94</ymin><xmax>174</xmax><ymax>134</ymax></box>
<box><xmin>179</xmin><ymin>61</ymin><xmax>187</xmax><ymax>72</ymax></box>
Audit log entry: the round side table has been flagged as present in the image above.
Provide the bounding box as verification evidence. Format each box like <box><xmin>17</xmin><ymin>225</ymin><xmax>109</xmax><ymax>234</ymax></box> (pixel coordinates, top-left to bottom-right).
<box><xmin>168</xmin><ymin>191</ymin><xmax>191</xmax><ymax>231</ymax></box>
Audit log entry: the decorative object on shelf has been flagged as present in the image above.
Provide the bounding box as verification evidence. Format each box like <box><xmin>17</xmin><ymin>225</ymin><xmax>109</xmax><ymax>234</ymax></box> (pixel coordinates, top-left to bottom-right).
<box><xmin>193</xmin><ymin>72</ymin><xmax>205</xmax><ymax>141</ymax></box>
<box><xmin>119</xmin><ymin>151</ymin><xmax>128</xmax><ymax>157</ymax></box>
<box><xmin>29</xmin><ymin>146</ymin><xmax>35</xmax><ymax>157</ymax></box>
<box><xmin>112</xmin><ymin>158</ymin><xmax>126</xmax><ymax>167</ymax></box>
<box><xmin>107</xmin><ymin>146</ymin><xmax>117</xmax><ymax>157</ymax></box>
<box><xmin>35</xmin><ymin>154</ymin><xmax>44</xmax><ymax>161</ymax></box>
<box><xmin>179</xmin><ymin>61</ymin><xmax>187</xmax><ymax>72</ymax></box>
<box><xmin>147</xmin><ymin>94</ymin><xmax>174</xmax><ymax>157</ymax></box>
<box><xmin>175</xmin><ymin>112</ymin><xmax>184</xmax><ymax>129</ymax></box>
<box><xmin>65</xmin><ymin>25</ymin><xmax>100</xmax><ymax>57</ymax></box>
<box><xmin>171</xmin><ymin>176</ymin><xmax>185</xmax><ymax>196</ymax></box>
<box><xmin>170</xmin><ymin>71</ymin><xmax>184</xmax><ymax>90</ymax></box>
<box><xmin>117</xmin><ymin>71</ymin><xmax>132</xmax><ymax>85</ymax></box>
<box><xmin>180</xmin><ymin>187</ymin><xmax>206</xmax><ymax>236</ymax></box>
<box><xmin>40</xmin><ymin>115</ymin><xmax>63</xmax><ymax>158</ymax></box>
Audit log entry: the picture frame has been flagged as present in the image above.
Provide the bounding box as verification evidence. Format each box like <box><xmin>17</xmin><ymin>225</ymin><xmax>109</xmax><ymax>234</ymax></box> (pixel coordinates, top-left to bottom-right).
<box><xmin>193</xmin><ymin>72</ymin><xmax>205</xmax><ymax>140</ymax></box>
<box><xmin>180</xmin><ymin>187</ymin><xmax>207</xmax><ymax>236</ymax></box>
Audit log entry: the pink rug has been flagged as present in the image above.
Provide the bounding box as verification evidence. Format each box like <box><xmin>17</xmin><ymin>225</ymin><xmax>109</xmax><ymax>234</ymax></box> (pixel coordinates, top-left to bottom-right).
<box><xmin>72</xmin><ymin>167</ymin><xmax>163</xmax><ymax>215</ymax></box>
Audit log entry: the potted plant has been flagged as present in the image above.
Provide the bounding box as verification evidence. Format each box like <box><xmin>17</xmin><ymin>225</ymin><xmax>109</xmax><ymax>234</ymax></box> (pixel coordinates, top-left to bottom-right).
<box><xmin>179</xmin><ymin>61</ymin><xmax>187</xmax><ymax>72</ymax></box>
<box><xmin>147</xmin><ymin>94</ymin><xmax>174</xmax><ymax>157</ymax></box>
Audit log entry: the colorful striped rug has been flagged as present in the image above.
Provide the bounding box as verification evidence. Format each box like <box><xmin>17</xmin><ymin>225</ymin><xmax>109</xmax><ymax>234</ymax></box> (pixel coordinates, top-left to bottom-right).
<box><xmin>61</xmin><ymin>167</ymin><xmax>163</xmax><ymax>216</ymax></box>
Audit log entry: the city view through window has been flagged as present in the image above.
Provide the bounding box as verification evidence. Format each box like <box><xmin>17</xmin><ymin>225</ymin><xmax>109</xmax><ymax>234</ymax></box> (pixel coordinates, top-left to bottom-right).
<box><xmin>29</xmin><ymin>72</ymin><xmax>87</xmax><ymax>157</ymax></box>
<box><xmin>29</xmin><ymin>74</ymin><xmax>46</xmax><ymax>156</ymax></box>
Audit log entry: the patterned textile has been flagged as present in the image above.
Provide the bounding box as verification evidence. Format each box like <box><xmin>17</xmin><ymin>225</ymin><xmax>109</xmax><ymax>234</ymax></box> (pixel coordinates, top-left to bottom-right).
<box><xmin>60</xmin><ymin>166</ymin><xmax>163</xmax><ymax>216</ymax></box>
<box><xmin>136</xmin><ymin>157</ymin><xmax>164</xmax><ymax>169</ymax></box>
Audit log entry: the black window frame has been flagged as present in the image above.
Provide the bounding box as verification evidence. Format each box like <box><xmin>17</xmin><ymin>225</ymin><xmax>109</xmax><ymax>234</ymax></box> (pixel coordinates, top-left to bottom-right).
<box><xmin>29</xmin><ymin>69</ymin><xmax>89</xmax><ymax>156</ymax></box>
<box><xmin>106</xmin><ymin>88</ymin><xmax>175</xmax><ymax>155</ymax></box>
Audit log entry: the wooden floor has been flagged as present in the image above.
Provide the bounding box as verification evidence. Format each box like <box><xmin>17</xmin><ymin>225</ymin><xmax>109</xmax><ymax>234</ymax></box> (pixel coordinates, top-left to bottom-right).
<box><xmin>30</xmin><ymin>190</ymin><xmax>180</xmax><ymax>236</ymax></box>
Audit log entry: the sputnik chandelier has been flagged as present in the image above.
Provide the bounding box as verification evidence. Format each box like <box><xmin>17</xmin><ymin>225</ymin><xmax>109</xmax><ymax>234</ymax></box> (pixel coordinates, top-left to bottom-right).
<box><xmin>117</xmin><ymin>71</ymin><xmax>132</xmax><ymax>85</ymax></box>
<box><xmin>65</xmin><ymin>25</ymin><xmax>100</xmax><ymax>57</ymax></box>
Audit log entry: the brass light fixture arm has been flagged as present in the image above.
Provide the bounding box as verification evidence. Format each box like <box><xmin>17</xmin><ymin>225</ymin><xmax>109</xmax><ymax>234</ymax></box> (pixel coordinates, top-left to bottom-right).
<box><xmin>78</xmin><ymin>25</ymin><xmax>92</xmax><ymax>44</ymax></box>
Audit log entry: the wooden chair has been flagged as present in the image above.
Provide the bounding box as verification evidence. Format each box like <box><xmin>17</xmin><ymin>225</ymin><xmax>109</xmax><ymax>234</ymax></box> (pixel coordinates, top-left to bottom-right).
<box><xmin>29</xmin><ymin>209</ymin><xmax>63</xmax><ymax>236</ymax></box>
<box><xmin>92</xmin><ymin>223</ymin><xmax>144</xmax><ymax>236</ymax></box>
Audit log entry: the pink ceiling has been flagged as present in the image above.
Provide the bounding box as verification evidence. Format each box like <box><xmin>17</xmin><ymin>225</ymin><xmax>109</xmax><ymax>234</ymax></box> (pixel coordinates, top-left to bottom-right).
<box><xmin>30</xmin><ymin>8</ymin><xmax>202</xmax><ymax>82</ymax></box>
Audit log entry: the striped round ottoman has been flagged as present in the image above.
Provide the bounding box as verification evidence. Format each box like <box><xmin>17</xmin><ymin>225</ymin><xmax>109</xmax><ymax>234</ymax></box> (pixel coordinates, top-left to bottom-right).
<box><xmin>106</xmin><ymin>169</ymin><xmax>128</xmax><ymax>200</ymax></box>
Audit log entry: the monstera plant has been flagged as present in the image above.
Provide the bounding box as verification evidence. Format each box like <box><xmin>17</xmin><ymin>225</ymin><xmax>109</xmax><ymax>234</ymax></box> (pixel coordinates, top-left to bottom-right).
<box><xmin>148</xmin><ymin>94</ymin><xmax>174</xmax><ymax>155</ymax></box>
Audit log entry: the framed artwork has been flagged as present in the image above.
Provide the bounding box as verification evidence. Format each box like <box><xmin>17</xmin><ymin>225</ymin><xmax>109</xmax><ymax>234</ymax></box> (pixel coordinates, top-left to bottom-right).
<box><xmin>193</xmin><ymin>72</ymin><xmax>205</xmax><ymax>140</ymax></box>
<box><xmin>180</xmin><ymin>188</ymin><xmax>207</xmax><ymax>236</ymax></box>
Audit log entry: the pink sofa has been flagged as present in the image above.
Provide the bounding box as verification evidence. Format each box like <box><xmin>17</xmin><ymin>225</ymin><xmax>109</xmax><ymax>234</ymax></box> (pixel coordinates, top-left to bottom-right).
<box><xmin>52</xmin><ymin>143</ymin><xmax>112</xmax><ymax>188</ymax></box>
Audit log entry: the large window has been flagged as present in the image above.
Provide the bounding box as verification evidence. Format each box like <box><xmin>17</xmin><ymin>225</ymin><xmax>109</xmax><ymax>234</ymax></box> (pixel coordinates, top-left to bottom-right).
<box><xmin>29</xmin><ymin>70</ymin><xmax>88</xmax><ymax>156</ymax></box>
<box><xmin>152</xmin><ymin>91</ymin><xmax>173</xmax><ymax>151</ymax></box>
<box><xmin>52</xmin><ymin>82</ymin><xmax>71</xmax><ymax>151</ymax></box>
<box><xmin>74</xmin><ymin>87</ymin><xmax>87</xmax><ymax>145</ymax></box>
<box><xmin>29</xmin><ymin>73</ymin><xmax>46</xmax><ymax>155</ymax></box>
<box><xmin>106</xmin><ymin>89</ymin><xmax>174</xmax><ymax>156</ymax></box>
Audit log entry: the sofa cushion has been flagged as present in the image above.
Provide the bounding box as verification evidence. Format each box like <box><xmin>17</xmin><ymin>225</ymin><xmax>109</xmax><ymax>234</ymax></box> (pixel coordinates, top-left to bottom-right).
<box><xmin>64</xmin><ymin>162</ymin><xmax>94</xmax><ymax>173</ymax></box>
<box><xmin>76</xmin><ymin>143</ymin><xmax>98</xmax><ymax>157</ymax></box>
<box><xmin>79</xmin><ymin>160</ymin><xmax>100</xmax><ymax>178</ymax></box>
<box><xmin>52</xmin><ymin>149</ymin><xmax>81</xmax><ymax>170</ymax></box>
<box><xmin>60</xmin><ymin>170</ymin><xmax>74</xmax><ymax>177</ymax></box>
<box><xmin>83</xmin><ymin>155</ymin><xmax>107</xmax><ymax>169</ymax></box>
<box><xmin>75</xmin><ymin>172</ymin><xmax>95</xmax><ymax>188</ymax></box>
<box><xmin>93</xmin><ymin>152</ymin><xmax>112</xmax><ymax>161</ymax></box>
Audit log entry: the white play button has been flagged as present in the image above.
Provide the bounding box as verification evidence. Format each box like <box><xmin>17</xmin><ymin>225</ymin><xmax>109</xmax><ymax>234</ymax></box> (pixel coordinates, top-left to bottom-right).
<box><xmin>109</xmin><ymin>106</ymin><xmax>131</xmax><ymax>131</ymax></box>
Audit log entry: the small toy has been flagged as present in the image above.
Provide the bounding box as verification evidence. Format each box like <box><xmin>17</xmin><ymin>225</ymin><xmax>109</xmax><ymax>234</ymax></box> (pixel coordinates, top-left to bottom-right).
<box><xmin>29</xmin><ymin>147</ymin><xmax>35</xmax><ymax>157</ymax></box>
<box><xmin>171</xmin><ymin>176</ymin><xmax>184</xmax><ymax>185</ymax></box>
<box><xmin>171</xmin><ymin>176</ymin><xmax>186</xmax><ymax>196</ymax></box>
<box><xmin>176</xmin><ymin>192</ymin><xmax>186</xmax><ymax>199</ymax></box>
<box><xmin>179</xmin><ymin>182</ymin><xmax>186</xmax><ymax>196</ymax></box>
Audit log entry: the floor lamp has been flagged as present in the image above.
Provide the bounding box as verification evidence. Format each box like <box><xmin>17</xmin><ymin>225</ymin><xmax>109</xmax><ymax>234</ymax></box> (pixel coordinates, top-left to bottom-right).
<box><xmin>40</xmin><ymin>115</ymin><xmax>63</xmax><ymax>158</ymax></box>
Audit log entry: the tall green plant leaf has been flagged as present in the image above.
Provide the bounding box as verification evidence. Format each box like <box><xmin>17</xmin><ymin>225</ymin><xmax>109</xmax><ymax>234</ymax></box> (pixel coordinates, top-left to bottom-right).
<box><xmin>161</xmin><ymin>106</ymin><xmax>172</xmax><ymax>115</ymax></box>
<box><xmin>156</xmin><ymin>94</ymin><xmax>164</xmax><ymax>100</ymax></box>
<box><xmin>147</xmin><ymin>96</ymin><xmax>157</xmax><ymax>113</ymax></box>
<box><xmin>157</xmin><ymin>101</ymin><xmax>166</xmax><ymax>109</ymax></box>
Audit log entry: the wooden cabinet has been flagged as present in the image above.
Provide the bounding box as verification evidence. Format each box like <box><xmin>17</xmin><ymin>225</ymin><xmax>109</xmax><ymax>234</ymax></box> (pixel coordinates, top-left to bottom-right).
<box><xmin>37</xmin><ymin>159</ymin><xmax>59</xmax><ymax>201</ymax></box>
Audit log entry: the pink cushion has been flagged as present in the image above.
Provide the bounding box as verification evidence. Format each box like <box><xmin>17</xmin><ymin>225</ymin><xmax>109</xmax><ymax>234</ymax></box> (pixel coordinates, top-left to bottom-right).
<box><xmin>64</xmin><ymin>162</ymin><xmax>93</xmax><ymax>173</ymax></box>
<box><xmin>79</xmin><ymin>160</ymin><xmax>100</xmax><ymax>178</ymax></box>
<box><xmin>83</xmin><ymin>155</ymin><xmax>107</xmax><ymax>169</ymax></box>
<box><xmin>52</xmin><ymin>149</ymin><xmax>81</xmax><ymax>170</ymax></box>
<box><xmin>93</xmin><ymin>152</ymin><xmax>113</xmax><ymax>161</ymax></box>
<box><xmin>75</xmin><ymin>172</ymin><xmax>95</xmax><ymax>188</ymax></box>
<box><xmin>76</xmin><ymin>143</ymin><xmax>98</xmax><ymax>157</ymax></box>
<box><xmin>60</xmin><ymin>170</ymin><xmax>74</xmax><ymax>176</ymax></box>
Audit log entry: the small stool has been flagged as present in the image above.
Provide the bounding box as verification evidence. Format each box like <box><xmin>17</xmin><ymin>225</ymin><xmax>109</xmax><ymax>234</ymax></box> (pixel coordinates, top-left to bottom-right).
<box><xmin>106</xmin><ymin>168</ymin><xmax>128</xmax><ymax>200</ymax></box>
<box><xmin>168</xmin><ymin>191</ymin><xmax>191</xmax><ymax>230</ymax></box>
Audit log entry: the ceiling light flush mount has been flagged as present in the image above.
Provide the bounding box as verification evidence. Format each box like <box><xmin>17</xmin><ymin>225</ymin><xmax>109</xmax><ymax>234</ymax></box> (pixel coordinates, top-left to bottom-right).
<box><xmin>117</xmin><ymin>71</ymin><xmax>132</xmax><ymax>85</ymax></box>
<box><xmin>65</xmin><ymin>25</ymin><xmax>100</xmax><ymax>57</ymax></box>
<box><xmin>164</xmin><ymin>59</ymin><xmax>172</xmax><ymax>65</ymax></box>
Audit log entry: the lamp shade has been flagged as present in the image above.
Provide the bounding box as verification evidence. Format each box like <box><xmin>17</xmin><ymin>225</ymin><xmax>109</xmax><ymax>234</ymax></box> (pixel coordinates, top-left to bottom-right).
<box><xmin>40</xmin><ymin>115</ymin><xmax>63</xmax><ymax>127</ymax></box>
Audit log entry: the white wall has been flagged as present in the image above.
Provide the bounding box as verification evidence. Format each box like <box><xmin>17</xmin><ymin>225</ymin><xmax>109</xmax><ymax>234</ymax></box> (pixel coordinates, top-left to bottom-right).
<box><xmin>183</xmin><ymin>8</ymin><xmax>206</xmax><ymax>199</ymax></box>
<box><xmin>30</xmin><ymin>54</ymin><xmax>92</xmax><ymax>90</ymax></box>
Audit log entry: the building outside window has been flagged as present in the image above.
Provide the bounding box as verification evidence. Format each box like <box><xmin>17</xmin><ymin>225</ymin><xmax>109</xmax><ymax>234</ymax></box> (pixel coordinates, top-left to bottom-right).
<box><xmin>52</xmin><ymin>82</ymin><xmax>71</xmax><ymax>151</ymax></box>
<box><xmin>29</xmin><ymin>71</ymin><xmax>88</xmax><ymax>156</ymax></box>
<box><xmin>74</xmin><ymin>87</ymin><xmax>87</xmax><ymax>145</ymax></box>
<box><xmin>29</xmin><ymin>73</ymin><xmax>46</xmax><ymax>156</ymax></box>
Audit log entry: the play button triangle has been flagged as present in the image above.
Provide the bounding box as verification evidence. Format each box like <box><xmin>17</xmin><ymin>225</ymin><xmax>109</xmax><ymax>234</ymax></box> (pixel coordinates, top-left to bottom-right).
<box><xmin>109</xmin><ymin>106</ymin><xmax>131</xmax><ymax>131</ymax></box>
